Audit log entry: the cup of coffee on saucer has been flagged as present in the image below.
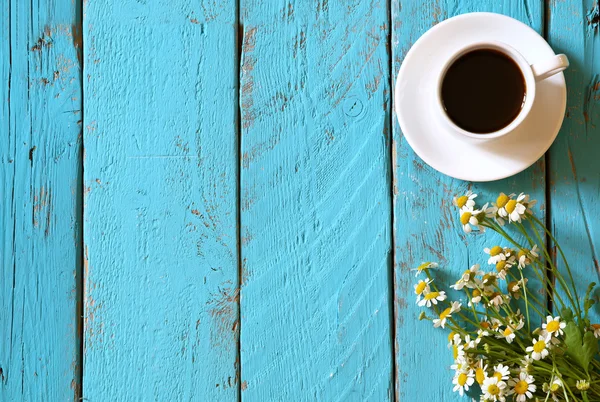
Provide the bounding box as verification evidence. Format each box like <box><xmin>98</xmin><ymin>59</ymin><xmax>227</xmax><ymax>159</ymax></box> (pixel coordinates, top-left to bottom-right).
<box><xmin>395</xmin><ymin>12</ymin><xmax>569</xmax><ymax>182</ymax></box>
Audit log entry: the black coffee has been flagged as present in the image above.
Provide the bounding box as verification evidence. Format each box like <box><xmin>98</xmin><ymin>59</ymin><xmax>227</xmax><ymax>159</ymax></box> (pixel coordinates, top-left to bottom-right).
<box><xmin>441</xmin><ymin>49</ymin><xmax>526</xmax><ymax>134</ymax></box>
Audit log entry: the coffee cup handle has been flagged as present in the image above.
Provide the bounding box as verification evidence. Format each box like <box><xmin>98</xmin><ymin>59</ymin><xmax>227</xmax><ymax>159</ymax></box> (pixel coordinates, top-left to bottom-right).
<box><xmin>531</xmin><ymin>54</ymin><xmax>569</xmax><ymax>82</ymax></box>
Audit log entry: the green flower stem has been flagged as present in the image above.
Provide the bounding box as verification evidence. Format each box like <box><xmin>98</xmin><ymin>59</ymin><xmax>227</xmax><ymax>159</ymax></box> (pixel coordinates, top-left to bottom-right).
<box><xmin>464</xmin><ymin>288</ymin><xmax>481</xmax><ymax>320</ymax></box>
<box><xmin>504</xmin><ymin>270</ymin><xmax>550</xmax><ymax>317</ymax></box>
<box><xmin>484</xmin><ymin>217</ymin><xmax>569</xmax><ymax>311</ymax></box>
<box><xmin>523</xmin><ymin>219</ymin><xmax>579</xmax><ymax>312</ymax></box>
<box><xmin>512</xmin><ymin>221</ymin><xmax>563</xmax><ymax>300</ymax></box>
<box><xmin>529</xmin><ymin>214</ymin><xmax>583</xmax><ymax>319</ymax></box>
<box><xmin>563</xmin><ymin>386</ymin><xmax>572</xmax><ymax>402</ymax></box>
<box><xmin>517</xmin><ymin>268</ymin><xmax>532</xmax><ymax>331</ymax></box>
<box><xmin>451</xmin><ymin>310</ymin><xmax>484</xmax><ymax>329</ymax></box>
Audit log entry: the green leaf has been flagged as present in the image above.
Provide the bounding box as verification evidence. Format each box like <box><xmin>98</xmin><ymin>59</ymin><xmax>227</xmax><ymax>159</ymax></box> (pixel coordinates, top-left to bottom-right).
<box><xmin>584</xmin><ymin>282</ymin><xmax>597</xmax><ymax>318</ymax></box>
<box><xmin>562</xmin><ymin>307</ymin><xmax>574</xmax><ymax>322</ymax></box>
<box><xmin>585</xmin><ymin>299</ymin><xmax>595</xmax><ymax>313</ymax></box>
<box><xmin>564</xmin><ymin>321</ymin><xmax>598</xmax><ymax>372</ymax></box>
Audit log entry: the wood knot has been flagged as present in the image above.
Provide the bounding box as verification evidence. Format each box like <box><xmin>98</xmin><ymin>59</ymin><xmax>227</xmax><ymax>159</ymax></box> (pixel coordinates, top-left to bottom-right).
<box><xmin>343</xmin><ymin>96</ymin><xmax>363</xmax><ymax>117</ymax></box>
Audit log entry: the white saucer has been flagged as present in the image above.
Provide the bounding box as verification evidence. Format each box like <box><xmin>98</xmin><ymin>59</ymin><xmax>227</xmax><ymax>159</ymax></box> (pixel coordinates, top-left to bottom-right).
<box><xmin>394</xmin><ymin>12</ymin><xmax>567</xmax><ymax>182</ymax></box>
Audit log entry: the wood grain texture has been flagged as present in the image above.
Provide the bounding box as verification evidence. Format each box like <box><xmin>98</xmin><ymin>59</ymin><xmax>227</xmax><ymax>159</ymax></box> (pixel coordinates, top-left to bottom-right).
<box><xmin>547</xmin><ymin>0</ymin><xmax>600</xmax><ymax>319</ymax></box>
<box><xmin>0</xmin><ymin>0</ymin><xmax>83</xmax><ymax>400</ymax></box>
<box><xmin>391</xmin><ymin>1</ymin><xmax>546</xmax><ymax>400</ymax></box>
<box><xmin>82</xmin><ymin>0</ymin><xmax>239</xmax><ymax>400</ymax></box>
<box><xmin>239</xmin><ymin>0</ymin><xmax>394</xmax><ymax>400</ymax></box>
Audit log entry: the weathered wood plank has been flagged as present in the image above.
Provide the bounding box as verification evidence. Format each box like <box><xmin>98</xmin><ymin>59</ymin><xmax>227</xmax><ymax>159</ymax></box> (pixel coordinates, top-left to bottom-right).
<box><xmin>547</xmin><ymin>0</ymin><xmax>600</xmax><ymax>319</ymax></box>
<box><xmin>82</xmin><ymin>1</ymin><xmax>239</xmax><ymax>400</ymax></box>
<box><xmin>0</xmin><ymin>1</ymin><xmax>83</xmax><ymax>400</ymax></box>
<box><xmin>391</xmin><ymin>2</ymin><xmax>546</xmax><ymax>400</ymax></box>
<box><xmin>239</xmin><ymin>1</ymin><xmax>393</xmax><ymax>400</ymax></box>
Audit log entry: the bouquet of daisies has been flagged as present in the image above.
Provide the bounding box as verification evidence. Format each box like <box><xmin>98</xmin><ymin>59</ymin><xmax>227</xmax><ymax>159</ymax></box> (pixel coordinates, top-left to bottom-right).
<box><xmin>414</xmin><ymin>192</ymin><xmax>600</xmax><ymax>402</ymax></box>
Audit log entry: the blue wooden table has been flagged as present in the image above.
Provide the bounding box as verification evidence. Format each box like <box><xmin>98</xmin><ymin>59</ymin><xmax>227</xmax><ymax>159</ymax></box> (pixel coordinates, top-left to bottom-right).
<box><xmin>1</xmin><ymin>0</ymin><xmax>598</xmax><ymax>400</ymax></box>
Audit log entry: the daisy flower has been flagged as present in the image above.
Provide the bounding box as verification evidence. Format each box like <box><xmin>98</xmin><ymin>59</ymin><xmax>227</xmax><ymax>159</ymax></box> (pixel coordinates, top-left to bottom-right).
<box><xmin>452</xmin><ymin>370</ymin><xmax>475</xmax><ymax>396</ymax></box>
<box><xmin>412</xmin><ymin>262</ymin><xmax>438</xmax><ymax>277</ymax></box>
<box><xmin>498</xmin><ymin>326</ymin><xmax>516</xmax><ymax>343</ymax></box>
<box><xmin>495</xmin><ymin>261</ymin><xmax>510</xmax><ymax>280</ymax></box>
<box><xmin>488</xmin><ymin>292</ymin><xmax>507</xmax><ymax>309</ymax></box>
<box><xmin>475</xmin><ymin>360</ymin><xmax>488</xmax><ymax>385</ymax></box>
<box><xmin>507</xmin><ymin>279</ymin><xmax>527</xmax><ymax>299</ymax></box>
<box><xmin>417</xmin><ymin>290</ymin><xmax>446</xmax><ymax>307</ymax></box>
<box><xmin>433</xmin><ymin>307</ymin><xmax>452</xmax><ymax>329</ymax></box>
<box><xmin>492</xmin><ymin>363</ymin><xmax>510</xmax><ymax>382</ymax></box>
<box><xmin>482</xmin><ymin>272</ymin><xmax>498</xmax><ymax>288</ymax></box>
<box><xmin>452</xmin><ymin>343</ymin><xmax>466</xmax><ymax>363</ymax></box>
<box><xmin>507</xmin><ymin>372</ymin><xmax>536</xmax><ymax>402</ymax></box>
<box><xmin>550</xmin><ymin>378</ymin><xmax>563</xmax><ymax>391</ymax></box>
<box><xmin>477</xmin><ymin>327</ymin><xmax>490</xmax><ymax>338</ymax></box>
<box><xmin>451</xmin><ymin>264</ymin><xmax>481</xmax><ymax>290</ymax></box>
<box><xmin>459</xmin><ymin>205</ymin><xmax>488</xmax><ymax>233</ymax></box>
<box><xmin>576</xmin><ymin>379</ymin><xmax>590</xmax><ymax>391</ymax></box>
<box><xmin>517</xmin><ymin>246</ymin><xmax>538</xmax><ymax>269</ymax></box>
<box><xmin>450</xmin><ymin>359</ymin><xmax>469</xmax><ymax>374</ymax></box>
<box><xmin>509</xmin><ymin>318</ymin><xmax>525</xmax><ymax>332</ymax></box>
<box><xmin>463</xmin><ymin>334</ymin><xmax>480</xmax><ymax>350</ymax></box>
<box><xmin>468</xmin><ymin>289</ymin><xmax>482</xmax><ymax>306</ymax></box>
<box><xmin>489</xmin><ymin>192</ymin><xmax>513</xmax><ymax>226</ymax></box>
<box><xmin>545</xmin><ymin>377</ymin><xmax>562</xmax><ymax>401</ymax></box>
<box><xmin>433</xmin><ymin>301</ymin><xmax>461</xmax><ymax>328</ymax></box>
<box><xmin>485</xmin><ymin>246</ymin><xmax>506</xmax><ymax>265</ymax></box>
<box><xmin>482</xmin><ymin>376</ymin><xmax>507</xmax><ymax>401</ymax></box>
<box><xmin>591</xmin><ymin>324</ymin><xmax>600</xmax><ymax>338</ymax></box>
<box><xmin>530</xmin><ymin>245</ymin><xmax>539</xmax><ymax>257</ymax></box>
<box><xmin>526</xmin><ymin>336</ymin><xmax>551</xmax><ymax>360</ymax></box>
<box><xmin>453</xmin><ymin>191</ymin><xmax>477</xmax><ymax>210</ymax></box>
<box><xmin>542</xmin><ymin>316</ymin><xmax>566</xmax><ymax>337</ymax></box>
<box><xmin>447</xmin><ymin>331</ymin><xmax>460</xmax><ymax>348</ymax></box>
<box><xmin>414</xmin><ymin>279</ymin><xmax>432</xmax><ymax>302</ymax></box>
<box><xmin>499</xmin><ymin>192</ymin><xmax>529</xmax><ymax>223</ymax></box>
<box><xmin>496</xmin><ymin>192</ymin><xmax>515</xmax><ymax>217</ymax></box>
<box><xmin>484</xmin><ymin>203</ymin><xmax>499</xmax><ymax>220</ymax></box>
<box><xmin>519</xmin><ymin>356</ymin><xmax>533</xmax><ymax>373</ymax></box>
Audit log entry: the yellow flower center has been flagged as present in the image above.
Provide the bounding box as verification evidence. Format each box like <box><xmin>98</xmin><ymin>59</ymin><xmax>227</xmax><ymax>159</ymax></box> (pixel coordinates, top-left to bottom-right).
<box><xmin>439</xmin><ymin>307</ymin><xmax>452</xmax><ymax>320</ymax></box>
<box><xmin>505</xmin><ymin>199</ymin><xmax>517</xmax><ymax>214</ymax></box>
<box><xmin>456</xmin><ymin>195</ymin><xmax>468</xmax><ymax>208</ymax></box>
<box><xmin>448</xmin><ymin>331</ymin><xmax>456</xmax><ymax>342</ymax></box>
<box><xmin>493</xmin><ymin>372</ymin><xmax>503</xmax><ymax>381</ymax></box>
<box><xmin>546</xmin><ymin>321</ymin><xmax>560</xmax><ymax>333</ymax></box>
<box><xmin>503</xmin><ymin>327</ymin><xmax>513</xmax><ymax>337</ymax></box>
<box><xmin>490</xmin><ymin>246</ymin><xmax>503</xmax><ymax>256</ymax></box>
<box><xmin>592</xmin><ymin>324</ymin><xmax>600</xmax><ymax>330</ymax></box>
<box><xmin>463</xmin><ymin>269</ymin><xmax>474</xmax><ymax>281</ymax></box>
<box><xmin>496</xmin><ymin>261</ymin><xmax>507</xmax><ymax>272</ymax></box>
<box><xmin>415</xmin><ymin>281</ymin><xmax>427</xmax><ymax>295</ymax></box>
<box><xmin>452</xmin><ymin>345</ymin><xmax>458</xmax><ymax>360</ymax></box>
<box><xmin>508</xmin><ymin>281</ymin><xmax>518</xmax><ymax>292</ymax></box>
<box><xmin>533</xmin><ymin>340</ymin><xmax>546</xmax><ymax>353</ymax></box>
<box><xmin>487</xmin><ymin>384</ymin><xmax>500</xmax><ymax>395</ymax></box>
<box><xmin>424</xmin><ymin>291</ymin><xmax>439</xmax><ymax>301</ymax></box>
<box><xmin>550</xmin><ymin>382</ymin><xmax>561</xmax><ymax>392</ymax></box>
<box><xmin>496</xmin><ymin>193</ymin><xmax>509</xmax><ymax>208</ymax></box>
<box><xmin>518</xmin><ymin>250</ymin><xmax>528</xmax><ymax>260</ymax></box>
<box><xmin>480</xmin><ymin>321</ymin><xmax>489</xmax><ymax>329</ymax></box>
<box><xmin>475</xmin><ymin>368</ymin><xmax>485</xmax><ymax>385</ymax></box>
<box><xmin>457</xmin><ymin>373</ymin><xmax>468</xmax><ymax>386</ymax></box>
<box><xmin>460</xmin><ymin>212</ymin><xmax>472</xmax><ymax>225</ymax></box>
<box><xmin>483</xmin><ymin>274</ymin><xmax>496</xmax><ymax>286</ymax></box>
<box><xmin>514</xmin><ymin>380</ymin><xmax>529</xmax><ymax>394</ymax></box>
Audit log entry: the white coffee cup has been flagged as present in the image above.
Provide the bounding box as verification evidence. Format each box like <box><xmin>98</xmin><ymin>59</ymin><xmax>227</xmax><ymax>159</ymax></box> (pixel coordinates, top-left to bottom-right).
<box><xmin>436</xmin><ymin>41</ymin><xmax>569</xmax><ymax>140</ymax></box>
